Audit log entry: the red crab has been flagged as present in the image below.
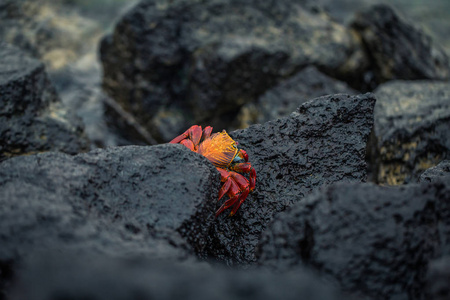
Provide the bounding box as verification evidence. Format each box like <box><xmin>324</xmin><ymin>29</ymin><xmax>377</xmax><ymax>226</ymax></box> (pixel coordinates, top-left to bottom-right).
<box><xmin>170</xmin><ymin>125</ymin><xmax>256</xmax><ymax>217</ymax></box>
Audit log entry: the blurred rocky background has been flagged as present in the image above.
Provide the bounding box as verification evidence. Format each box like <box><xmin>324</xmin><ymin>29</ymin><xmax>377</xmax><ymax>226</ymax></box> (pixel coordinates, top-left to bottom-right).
<box><xmin>1</xmin><ymin>0</ymin><xmax>449</xmax><ymax>299</ymax></box>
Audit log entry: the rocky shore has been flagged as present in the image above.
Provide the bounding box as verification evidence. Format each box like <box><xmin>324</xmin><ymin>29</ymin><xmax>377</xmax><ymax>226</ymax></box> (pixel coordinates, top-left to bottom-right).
<box><xmin>1</xmin><ymin>1</ymin><xmax>449</xmax><ymax>299</ymax></box>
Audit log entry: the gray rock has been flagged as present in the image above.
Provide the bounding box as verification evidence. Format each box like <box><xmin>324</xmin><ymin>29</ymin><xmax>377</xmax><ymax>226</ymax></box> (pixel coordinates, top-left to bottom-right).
<box><xmin>419</xmin><ymin>160</ymin><xmax>450</xmax><ymax>183</ymax></box>
<box><xmin>372</xmin><ymin>81</ymin><xmax>450</xmax><ymax>184</ymax></box>
<box><xmin>12</xmin><ymin>256</ymin><xmax>355</xmax><ymax>300</ymax></box>
<box><xmin>203</xmin><ymin>93</ymin><xmax>376</xmax><ymax>265</ymax></box>
<box><xmin>351</xmin><ymin>4</ymin><xmax>450</xmax><ymax>84</ymax></box>
<box><xmin>258</xmin><ymin>179</ymin><xmax>450</xmax><ymax>300</ymax></box>
<box><xmin>426</xmin><ymin>256</ymin><xmax>450</xmax><ymax>300</ymax></box>
<box><xmin>236</xmin><ymin>66</ymin><xmax>358</xmax><ymax>128</ymax></box>
<box><xmin>0</xmin><ymin>42</ymin><xmax>89</xmax><ymax>161</ymax></box>
<box><xmin>0</xmin><ymin>144</ymin><xmax>220</xmax><ymax>253</ymax></box>
<box><xmin>100</xmin><ymin>0</ymin><xmax>366</xmax><ymax>142</ymax></box>
<box><xmin>0</xmin><ymin>144</ymin><xmax>221</xmax><ymax>296</ymax></box>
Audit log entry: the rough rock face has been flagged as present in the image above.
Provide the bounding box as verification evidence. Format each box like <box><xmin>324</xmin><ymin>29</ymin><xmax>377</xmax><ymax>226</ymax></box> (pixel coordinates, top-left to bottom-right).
<box><xmin>12</xmin><ymin>256</ymin><xmax>354</xmax><ymax>300</ymax></box>
<box><xmin>426</xmin><ymin>256</ymin><xmax>450</xmax><ymax>300</ymax></box>
<box><xmin>372</xmin><ymin>81</ymin><xmax>450</xmax><ymax>184</ymax></box>
<box><xmin>418</xmin><ymin>160</ymin><xmax>450</xmax><ymax>256</ymax></box>
<box><xmin>419</xmin><ymin>160</ymin><xmax>450</xmax><ymax>183</ymax></box>
<box><xmin>351</xmin><ymin>4</ymin><xmax>450</xmax><ymax>84</ymax></box>
<box><xmin>258</xmin><ymin>178</ymin><xmax>450</xmax><ymax>300</ymax></box>
<box><xmin>1</xmin><ymin>144</ymin><xmax>220</xmax><ymax>297</ymax></box>
<box><xmin>0</xmin><ymin>42</ymin><xmax>89</xmax><ymax>161</ymax></box>
<box><xmin>202</xmin><ymin>93</ymin><xmax>376</xmax><ymax>265</ymax></box>
<box><xmin>100</xmin><ymin>0</ymin><xmax>366</xmax><ymax>142</ymax></box>
<box><xmin>0</xmin><ymin>145</ymin><xmax>220</xmax><ymax>255</ymax></box>
<box><xmin>236</xmin><ymin>66</ymin><xmax>357</xmax><ymax>128</ymax></box>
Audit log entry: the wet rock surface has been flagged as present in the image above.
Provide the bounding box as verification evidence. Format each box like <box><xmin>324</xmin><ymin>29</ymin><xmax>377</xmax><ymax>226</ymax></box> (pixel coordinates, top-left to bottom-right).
<box><xmin>372</xmin><ymin>81</ymin><xmax>450</xmax><ymax>184</ymax></box>
<box><xmin>0</xmin><ymin>42</ymin><xmax>89</xmax><ymax>161</ymax></box>
<box><xmin>351</xmin><ymin>4</ymin><xmax>450</xmax><ymax>84</ymax></box>
<box><xmin>12</xmin><ymin>255</ymin><xmax>354</xmax><ymax>300</ymax></box>
<box><xmin>258</xmin><ymin>177</ymin><xmax>450</xmax><ymax>300</ymax></box>
<box><xmin>203</xmin><ymin>93</ymin><xmax>376</xmax><ymax>265</ymax></box>
<box><xmin>100</xmin><ymin>0</ymin><xmax>366</xmax><ymax>142</ymax></box>
<box><xmin>236</xmin><ymin>66</ymin><xmax>357</xmax><ymax>128</ymax></box>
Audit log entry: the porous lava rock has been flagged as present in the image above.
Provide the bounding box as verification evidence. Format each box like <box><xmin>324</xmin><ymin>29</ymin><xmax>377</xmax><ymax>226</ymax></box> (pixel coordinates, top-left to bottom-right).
<box><xmin>419</xmin><ymin>160</ymin><xmax>450</xmax><ymax>183</ymax></box>
<box><xmin>11</xmin><ymin>255</ymin><xmax>355</xmax><ymax>300</ymax></box>
<box><xmin>0</xmin><ymin>42</ymin><xmax>89</xmax><ymax>161</ymax></box>
<box><xmin>351</xmin><ymin>4</ymin><xmax>450</xmax><ymax>84</ymax></box>
<box><xmin>203</xmin><ymin>93</ymin><xmax>376</xmax><ymax>265</ymax></box>
<box><xmin>372</xmin><ymin>81</ymin><xmax>450</xmax><ymax>185</ymax></box>
<box><xmin>0</xmin><ymin>144</ymin><xmax>221</xmax><ymax>297</ymax></box>
<box><xmin>258</xmin><ymin>178</ymin><xmax>450</xmax><ymax>300</ymax></box>
<box><xmin>100</xmin><ymin>0</ymin><xmax>366</xmax><ymax>142</ymax></box>
<box><xmin>236</xmin><ymin>66</ymin><xmax>357</xmax><ymax>128</ymax></box>
<box><xmin>0</xmin><ymin>144</ymin><xmax>220</xmax><ymax>253</ymax></box>
<box><xmin>426</xmin><ymin>256</ymin><xmax>450</xmax><ymax>300</ymax></box>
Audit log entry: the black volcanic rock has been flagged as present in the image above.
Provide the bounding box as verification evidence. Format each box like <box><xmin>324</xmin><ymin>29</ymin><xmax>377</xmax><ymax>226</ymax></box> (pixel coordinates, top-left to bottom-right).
<box><xmin>426</xmin><ymin>256</ymin><xmax>450</xmax><ymax>300</ymax></box>
<box><xmin>372</xmin><ymin>81</ymin><xmax>450</xmax><ymax>184</ymax></box>
<box><xmin>419</xmin><ymin>160</ymin><xmax>450</xmax><ymax>183</ymax></box>
<box><xmin>236</xmin><ymin>66</ymin><xmax>357</xmax><ymax>128</ymax></box>
<box><xmin>12</xmin><ymin>256</ymin><xmax>355</xmax><ymax>300</ymax></box>
<box><xmin>0</xmin><ymin>144</ymin><xmax>220</xmax><ymax>253</ymax></box>
<box><xmin>0</xmin><ymin>144</ymin><xmax>222</xmax><ymax>297</ymax></box>
<box><xmin>202</xmin><ymin>93</ymin><xmax>376</xmax><ymax>265</ymax></box>
<box><xmin>100</xmin><ymin>0</ymin><xmax>366</xmax><ymax>142</ymax></box>
<box><xmin>0</xmin><ymin>42</ymin><xmax>88</xmax><ymax>161</ymax></box>
<box><xmin>351</xmin><ymin>4</ymin><xmax>450</xmax><ymax>84</ymax></box>
<box><xmin>258</xmin><ymin>178</ymin><xmax>450</xmax><ymax>300</ymax></box>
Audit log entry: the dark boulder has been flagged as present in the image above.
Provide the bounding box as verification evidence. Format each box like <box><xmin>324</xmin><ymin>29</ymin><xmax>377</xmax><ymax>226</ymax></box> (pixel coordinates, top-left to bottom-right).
<box><xmin>236</xmin><ymin>66</ymin><xmax>357</xmax><ymax>128</ymax></box>
<box><xmin>419</xmin><ymin>160</ymin><xmax>450</xmax><ymax>183</ymax></box>
<box><xmin>258</xmin><ymin>178</ymin><xmax>450</xmax><ymax>300</ymax></box>
<box><xmin>0</xmin><ymin>144</ymin><xmax>221</xmax><ymax>297</ymax></box>
<box><xmin>0</xmin><ymin>144</ymin><xmax>220</xmax><ymax>253</ymax></box>
<box><xmin>351</xmin><ymin>4</ymin><xmax>450</xmax><ymax>84</ymax></box>
<box><xmin>203</xmin><ymin>93</ymin><xmax>376</xmax><ymax>265</ymax></box>
<box><xmin>11</xmin><ymin>255</ymin><xmax>356</xmax><ymax>300</ymax></box>
<box><xmin>372</xmin><ymin>81</ymin><xmax>450</xmax><ymax>184</ymax></box>
<box><xmin>100</xmin><ymin>0</ymin><xmax>366</xmax><ymax>142</ymax></box>
<box><xmin>426</xmin><ymin>256</ymin><xmax>450</xmax><ymax>300</ymax></box>
<box><xmin>0</xmin><ymin>42</ymin><xmax>89</xmax><ymax>161</ymax></box>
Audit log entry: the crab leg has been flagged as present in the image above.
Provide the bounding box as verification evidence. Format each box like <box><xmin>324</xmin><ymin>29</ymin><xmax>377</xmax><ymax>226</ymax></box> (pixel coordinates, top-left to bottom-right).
<box><xmin>216</xmin><ymin>169</ymin><xmax>252</xmax><ymax>217</ymax></box>
<box><xmin>169</xmin><ymin>125</ymin><xmax>204</xmax><ymax>150</ymax></box>
<box><xmin>201</xmin><ymin>126</ymin><xmax>213</xmax><ymax>142</ymax></box>
<box><xmin>230</xmin><ymin>188</ymin><xmax>250</xmax><ymax>216</ymax></box>
<box><xmin>229</xmin><ymin>163</ymin><xmax>256</xmax><ymax>191</ymax></box>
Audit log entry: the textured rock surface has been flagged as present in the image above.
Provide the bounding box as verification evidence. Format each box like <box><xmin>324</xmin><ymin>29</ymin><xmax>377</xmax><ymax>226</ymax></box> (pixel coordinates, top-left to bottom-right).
<box><xmin>258</xmin><ymin>179</ymin><xmax>450</xmax><ymax>300</ymax></box>
<box><xmin>351</xmin><ymin>4</ymin><xmax>450</xmax><ymax>84</ymax></box>
<box><xmin>12</xmin><ymin>256</ymin><xmax>354</xmax><ymax>300</ymax></box>
<box><xmin>202</xmin><ymin>93</ymin><xmax>376</xmax><ymax>265</ymax></box>
<box><xmin>0</xmin><ymin>144</ymin><xmax>220</xmax><ymax>252</ymax></box>
<box><xmin>0</xmin><ymin>42</ymin><xmax>89</xmax><ymax>161</ymax></box>
<box><xmin>100</xmin><ymin>0</ymin><xmax>366</xmax><ymax>142</ymax></box>
<box><xmin>372</xmin><ymin>81</ymin><xmax>450</xmax><ymax>184</ymax></box>
<box><xmin>236</xmin><ymin>66</ymin><xmax>357</xmax><ymax>127</ymax></box>
<box><xmin>418</xmin><ymin>160</ymin><xmax>450</xmax><ymax>183</ymax></box>
<box><xmin>426</xmin><ymin>256</ymin><xmax>450</xmax><ymax>300</ymax></box>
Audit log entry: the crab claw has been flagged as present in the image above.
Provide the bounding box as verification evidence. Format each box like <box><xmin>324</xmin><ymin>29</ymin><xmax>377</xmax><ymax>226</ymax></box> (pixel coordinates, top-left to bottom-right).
<box><xmin>170</xmin><ymin>125</ymin><xmax>204</xmax><ymax>150</ymax></box>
